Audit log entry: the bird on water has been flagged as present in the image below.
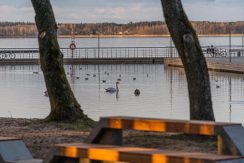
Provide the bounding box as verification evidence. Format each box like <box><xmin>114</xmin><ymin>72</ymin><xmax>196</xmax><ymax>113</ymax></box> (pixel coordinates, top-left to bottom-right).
<box><xmin>134</xmin><ymin>89</ymin><xmax>140</xmax><ymax>96</ymax></box>
<box><xmin>105</xmin><ymin>82</ymin><xmax>119</xmax><ymax>93</ymax></box>
<box><xmin>44</xmin><ymin>91</ymin><xmax>49</xmax><ymax>97</ymax></box>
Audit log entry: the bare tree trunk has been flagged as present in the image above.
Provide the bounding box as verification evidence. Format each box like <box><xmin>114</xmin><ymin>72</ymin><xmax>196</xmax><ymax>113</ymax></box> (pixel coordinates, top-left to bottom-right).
<box><xmin>31</xmin><ymin>0</ymin><xmax>93</xmax><ymax>123</ymax></box>
<box><xmin>161</xmin><ymin>0</ymin><xmax>215</xmax><ymax>121</ymax></box>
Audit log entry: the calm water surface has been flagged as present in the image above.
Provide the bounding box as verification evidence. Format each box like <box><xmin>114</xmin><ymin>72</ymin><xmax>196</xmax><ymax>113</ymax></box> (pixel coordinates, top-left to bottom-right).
<box><xmin>0</xmin><ymin>36</ymin><xmax>243</xmax><ymax>48</ymax></box>
<box><xmin>0</xmin><ymin>64</ymin><xmax>243</xmax><ymax>124</ymax></box>
<box><xmin>0</xmin><ymin>37</ymin><xmax>244</xmax><ymax>123</ymax></box>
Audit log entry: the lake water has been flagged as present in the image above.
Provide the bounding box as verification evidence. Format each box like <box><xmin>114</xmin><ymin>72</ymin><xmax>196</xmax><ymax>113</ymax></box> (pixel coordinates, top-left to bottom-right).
<box><xmin>0</xmin><ymin>37</ymin><xmax>244</xmax><ymax>124</ymax></box>
<box><xmin>0</xmin><ymin>36</ymin><xmax>244</xmax><ymax>48</ymax></box>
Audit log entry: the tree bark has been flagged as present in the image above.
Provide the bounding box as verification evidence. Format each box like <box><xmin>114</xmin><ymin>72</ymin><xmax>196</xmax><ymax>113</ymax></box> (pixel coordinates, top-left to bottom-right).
<box><xmin>31</xmin><ymin>0</ymin><xmax>93</xmax><ymax>123</ymax></box>
<box><xmin>161</xmin><ymin>0</ymin><xmax>215</xmax><ymax>121</ymax></box>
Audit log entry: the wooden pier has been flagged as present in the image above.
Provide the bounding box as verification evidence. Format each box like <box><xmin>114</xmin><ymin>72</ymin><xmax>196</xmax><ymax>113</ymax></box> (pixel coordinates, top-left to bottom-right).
<box><xmin>0</xmin><ymin>47</ymin><xmax>172</xmax><ymax>65</ymax></box>
<box><xmin>0</xmin><ymin>57</ymin><xmax>164</xmax><ymax>65</ymax></box>
<box><xmin>164</xmin><ymin>58</ymin><xmax>244</xmax><ymax>74</ymax></box>
<box><xmin>0</xmin><ymin>46</ymin><xmax>244</xmax><ymax>66</ymax></box>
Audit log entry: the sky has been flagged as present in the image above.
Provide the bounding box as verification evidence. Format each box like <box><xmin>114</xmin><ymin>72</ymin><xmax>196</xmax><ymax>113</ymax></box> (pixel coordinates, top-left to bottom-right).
<box><xmin>0</xmin><ymin>0</ymin><xmax>243</xmax><ymax>23</ymax></box>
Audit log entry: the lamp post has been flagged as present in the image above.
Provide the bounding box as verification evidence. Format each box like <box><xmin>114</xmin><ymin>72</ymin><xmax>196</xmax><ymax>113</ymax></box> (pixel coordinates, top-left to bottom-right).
<box><xmin>170</xmin><ymin>36</ymin><xmax>173</xmax><ymax>58</ymax></box>
<box><xmin>229</xmin><ymin>23</ymin><xmax>232</xmax><ymax>63</ymax></box>
<box><xmin>242</xmin><ymin>27</ymin><xmax>244</xmax><ymax>56</ymax></box>
<box><xmin>92</xmin><ymin>29</ymin><xmax>101</xmax><ymax>93</ymax></box>
<box><xmin>93</xmin><ymin>29</ymin><xmax>100</xmax><ymax>59</ymax></box>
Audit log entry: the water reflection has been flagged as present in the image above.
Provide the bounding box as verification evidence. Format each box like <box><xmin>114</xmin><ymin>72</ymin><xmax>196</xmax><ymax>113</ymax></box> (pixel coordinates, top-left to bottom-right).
<box><xmin>0</xmin><ymin>64</ymin><xmax>243</xmax><ymax>124</ymax></box>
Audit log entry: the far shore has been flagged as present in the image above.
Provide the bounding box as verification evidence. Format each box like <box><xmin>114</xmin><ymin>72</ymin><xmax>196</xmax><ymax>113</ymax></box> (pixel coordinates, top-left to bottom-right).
<box><xmin>1</xmin><ymin>34</ymin><xmax>244</xmax><ymax>39</ymax></box>
<box><xmin>59</xmin><ymin>34</ymin><xmax>244</xmax><ymax>38</ymax></box>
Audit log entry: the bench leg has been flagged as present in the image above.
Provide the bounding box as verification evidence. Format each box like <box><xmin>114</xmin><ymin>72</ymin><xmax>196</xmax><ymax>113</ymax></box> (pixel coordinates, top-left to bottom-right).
<box><xmin>47</xmin><ymin>156</ymin><xmax>79</xmax><ymax>163</ymax></box>
<box><xmin>90</xmin><ymin>128</ymin><xmax>122</xmax><ymax>163</ymax></box>
<box><xmin>79</xmin><ymin>158</ymin><xmax>90</xmax><ymax>163</ymax></box>
<box><xmin>218</xmin><ymin>135</ymin><xmax>224</xmax><ymax>155</ymax></box>
<box><xmin>218</xmin><ymin>134</ymin><xmax>241</xmax><ymax>155</ymax></box>
<box><xmin>93</xmin><ymin>128</ymin><xmax>123</xmax><ymax>146</ymax></box>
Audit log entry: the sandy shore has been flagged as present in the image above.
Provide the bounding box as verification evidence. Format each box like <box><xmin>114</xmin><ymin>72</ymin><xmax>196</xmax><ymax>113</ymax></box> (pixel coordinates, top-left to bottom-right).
<box><xmin>0</xmin><ymin>118</ymin><xmax>217</xmax><ymax>159</ymax></box>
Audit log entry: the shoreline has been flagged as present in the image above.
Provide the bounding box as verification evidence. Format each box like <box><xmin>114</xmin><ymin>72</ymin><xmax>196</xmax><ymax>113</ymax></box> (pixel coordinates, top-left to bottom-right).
<box><xmin>0</xmin><ymin>34</ymin><xmax>244</xmax><ymax>39</ymax></box>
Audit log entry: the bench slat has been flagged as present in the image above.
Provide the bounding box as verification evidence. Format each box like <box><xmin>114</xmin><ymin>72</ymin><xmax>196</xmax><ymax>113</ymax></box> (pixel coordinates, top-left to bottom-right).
<box><xmin>0</xmin><ymin>137</ymin><xmax>21</xmax><ymax>141</ymax></box>
<box><xmin>52</xmin><ymin>143</ymin><xmax>244</xmax><ymax>163</ymax></box>
<box><xmin>102</xmin><ymin>116</ymin><xmax>241</xmax><ymax>136</ymax></box>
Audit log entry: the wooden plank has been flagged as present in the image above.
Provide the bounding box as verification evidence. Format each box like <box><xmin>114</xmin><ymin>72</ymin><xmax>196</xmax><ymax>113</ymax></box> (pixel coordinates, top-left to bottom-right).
<box><xmin>0</xmin><ymin>137</ymin><xmax>20</xmax><ymax>141</ymax></box>
<box><xmin>101</xmin><ymin>116</ymin><xmax>241</xmax><ymax>136</ymax></box>
<box><xmin>50</xmin><ymin>143</ymin><xmax>244</xmax><ymax>163</ymax></box>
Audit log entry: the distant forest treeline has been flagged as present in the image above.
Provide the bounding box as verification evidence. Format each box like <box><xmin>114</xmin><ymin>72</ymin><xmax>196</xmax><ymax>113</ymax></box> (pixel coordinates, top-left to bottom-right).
<box><xmin>0</xmin><ymin>21</ymin><xmax>244</xmax><ymax>37</ymax></box>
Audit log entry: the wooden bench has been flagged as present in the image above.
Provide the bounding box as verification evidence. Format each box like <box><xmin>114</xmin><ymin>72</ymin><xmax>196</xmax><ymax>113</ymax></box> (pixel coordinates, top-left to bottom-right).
<box><xmin>45</xmin><ymin>116</ymin><xmax>244</xmax><ymax>163</ymax></box>
<box><xmin>0</xmin><ymin>137</ymin><xmax>42</xmax><ymax>163</ymax></box>
<box><xmin>85</xmin><ymin>116</ymin><xmax>242</xmax><ymax>155</ymax></box>
<box><xmin>45</xmin><ymin>143</ymin><xmax>244</xmax><ymax>163</ymax></box>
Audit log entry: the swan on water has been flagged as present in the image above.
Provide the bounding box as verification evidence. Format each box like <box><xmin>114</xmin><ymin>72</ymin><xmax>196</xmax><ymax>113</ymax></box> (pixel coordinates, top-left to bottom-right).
<box><xmin>105</xmin><ymin>82</ymin><xmax>119</xmax><ymax>93</ymax></box>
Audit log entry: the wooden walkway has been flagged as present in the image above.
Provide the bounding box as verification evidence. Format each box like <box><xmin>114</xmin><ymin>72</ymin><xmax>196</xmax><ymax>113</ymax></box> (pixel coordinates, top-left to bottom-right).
<box><xmin>0</xmin><ymin>57</ymin><xmax>164</xmax><ymax>65</ymax></box>
<box><xmin>164</xmin><ymin>58</ymin><xmax>244</xmax><ymax>74</ymax></box>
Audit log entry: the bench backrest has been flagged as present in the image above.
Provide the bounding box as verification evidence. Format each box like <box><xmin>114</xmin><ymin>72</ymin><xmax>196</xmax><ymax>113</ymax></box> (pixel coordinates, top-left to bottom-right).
<box><xmin>101</xmin><ymin>116</ymin><xmax>241</xmax><ymax>136</ymax></box>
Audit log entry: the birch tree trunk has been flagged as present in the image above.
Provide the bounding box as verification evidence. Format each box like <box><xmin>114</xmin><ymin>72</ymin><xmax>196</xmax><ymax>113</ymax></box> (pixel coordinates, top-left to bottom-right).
<box><xmin>161</xmin><ymin>0</ymin><xmax>215</xmax><ymax>121</ymax></box>
<box><xmin>31</xmin><ymin>0</ymin><xmax>93</xmax><ymax>123</ymax></box>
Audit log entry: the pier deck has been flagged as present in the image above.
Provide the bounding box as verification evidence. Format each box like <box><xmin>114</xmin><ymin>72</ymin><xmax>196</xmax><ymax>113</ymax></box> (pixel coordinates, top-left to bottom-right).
<box><xmin>165</xmin><ymin>57</ymin><xmax>244</xmax><ymax>74</ymax></box>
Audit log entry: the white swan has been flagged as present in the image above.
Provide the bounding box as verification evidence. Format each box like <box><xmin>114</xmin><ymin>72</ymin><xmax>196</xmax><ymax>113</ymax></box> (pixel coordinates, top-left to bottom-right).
<box><xmin>105</xmin><ymin>82</ymin><xmax>119</xmax><ymax>93</ymax></box>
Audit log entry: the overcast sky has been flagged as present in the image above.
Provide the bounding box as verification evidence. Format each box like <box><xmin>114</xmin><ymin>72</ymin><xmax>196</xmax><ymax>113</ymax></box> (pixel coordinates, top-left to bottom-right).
<box><xmin>0</xmin><ymin>0</ymin><xmax>243</xmax><ymax>23</ymax></box>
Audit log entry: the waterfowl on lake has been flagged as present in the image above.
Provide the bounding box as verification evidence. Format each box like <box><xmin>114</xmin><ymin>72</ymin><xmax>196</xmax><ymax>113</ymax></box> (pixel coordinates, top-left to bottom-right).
<box><xmin>134</xmin><ymin>89</ymin><xmax>140</xmax><ymax>96</ymax></box>
<box><xmin>44</xmin><ymin>91</ymin><xmax>48</xmax><ymax>97</ymax></box>
<box><xmin>105</xmin><ymin>82</ymin><xmax>119</xmax><ymax>93</ymax></box>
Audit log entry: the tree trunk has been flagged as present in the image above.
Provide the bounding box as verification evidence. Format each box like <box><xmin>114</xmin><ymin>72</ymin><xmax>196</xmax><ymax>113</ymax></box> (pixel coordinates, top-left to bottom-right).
<box><xmin>31</xmin><ymin>0</ymin><xmax>93</xmax><ymax>123</ymax></box>
<box><xmin>161</xmin><ymin>0</ymin><xmax>215</xmax><ymax>121</ymax></box>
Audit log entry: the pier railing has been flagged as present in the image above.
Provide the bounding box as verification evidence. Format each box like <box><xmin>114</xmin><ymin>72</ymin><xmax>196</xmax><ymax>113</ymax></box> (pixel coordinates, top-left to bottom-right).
<box><xmin>0</xmin><ymin>45</ymin><xmax>243</xmax><ymax>60</ymax></box>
